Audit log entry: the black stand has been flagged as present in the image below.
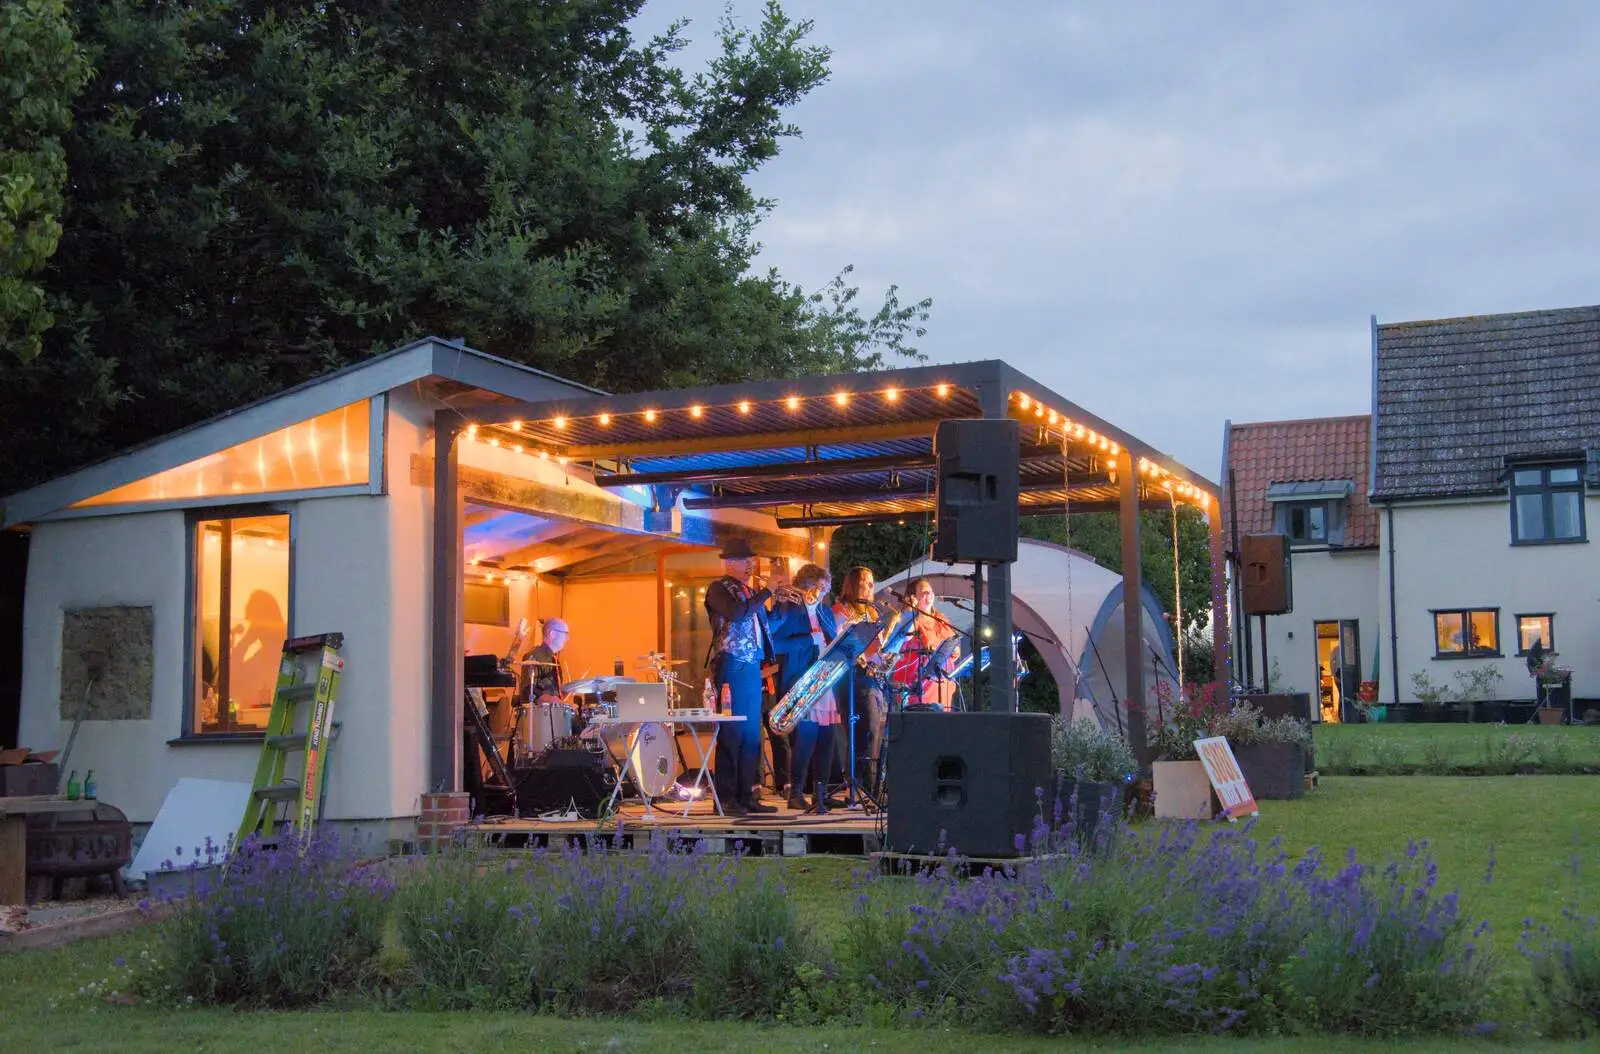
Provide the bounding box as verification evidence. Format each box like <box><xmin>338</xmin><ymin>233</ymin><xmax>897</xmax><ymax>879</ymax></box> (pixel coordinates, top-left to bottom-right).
<box><xmin>464</xmin><ymin>689</ymin><xmax>517</xmax><ymax>816</ymax></box>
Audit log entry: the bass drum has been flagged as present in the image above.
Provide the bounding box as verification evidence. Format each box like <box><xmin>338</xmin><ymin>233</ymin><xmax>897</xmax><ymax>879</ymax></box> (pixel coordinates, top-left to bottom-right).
<box><xmin>627</xmin><ymin>721</ymin><xmax>679</xmax><ymax>798</ymax></box>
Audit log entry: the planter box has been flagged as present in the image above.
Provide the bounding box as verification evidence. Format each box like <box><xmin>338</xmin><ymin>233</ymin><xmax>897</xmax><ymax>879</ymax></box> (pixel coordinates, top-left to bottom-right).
<box><xmin>1537</xmin><ymin>707</ymin><xmax>1566</xmax><ymax>726</ymax></box>
<box><xmin>1387</xmin><ymin>704</ymin><xmax>1418</xmax><ymax>724</ymax></box>
<box><xmin>1473</xmin><ymin>701</ymin><xmax>1506</xmax><ymax>723</ymax></box>
<box><xmin>1364</xmin><ymin>705</ymin><xmax>1387</xmax><ymax>723</ymax></box>
<box><xmin>1233</xmin><ymin>742</ymin><xmax>1306</xmax><ymax>800</ymax></box>
<box><xmin>1152</xmin><ymin>760</ymin><xmax>1216</xmax><ymax>820</ymax></box>
<box><xmin>1237</xmin><ymin>692</ymin><xmax>1312</xmax><ymax>723</ymax></box>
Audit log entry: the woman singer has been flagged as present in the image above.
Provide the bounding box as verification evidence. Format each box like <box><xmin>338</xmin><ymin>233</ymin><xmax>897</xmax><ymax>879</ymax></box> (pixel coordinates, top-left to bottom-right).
<box><xmin>889</xmin><ymin>578</ymin><xmax>960</xmax><ymax>710</ymax></box>
<box><xmin>832</xmin><ymin>565</ymin><xmax>903</xmax><ymax>793</ymax></box>
<box><xmin>768</xmin><ymin>563</ymin><xmax>840</xmax><ymax>812</ymax></box>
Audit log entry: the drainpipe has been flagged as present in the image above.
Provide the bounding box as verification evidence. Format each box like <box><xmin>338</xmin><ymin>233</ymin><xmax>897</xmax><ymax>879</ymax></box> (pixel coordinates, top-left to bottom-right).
<box><xmin>1386</xmin><ymin>503</ymin><xmax>1400</xmax><ymax>706</ymax></box>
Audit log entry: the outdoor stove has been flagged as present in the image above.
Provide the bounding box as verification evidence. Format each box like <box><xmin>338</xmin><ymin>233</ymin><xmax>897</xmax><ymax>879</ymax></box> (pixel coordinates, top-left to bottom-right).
<box><xmin>26</xmin><ymin>801</ymin><xmax>133</xmax><ymax>899</ymax></box>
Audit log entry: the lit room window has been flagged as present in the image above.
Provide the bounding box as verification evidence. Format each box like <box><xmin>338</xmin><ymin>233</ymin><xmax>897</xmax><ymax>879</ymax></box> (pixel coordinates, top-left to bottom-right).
<box><xmin>1509</xmin><ymin>462</ymin><xmax>1585</xmax><ymax>543</ymax></box>
<box><xmin>1516</xmin><ymin>613</ymin><xmax>1554</xmax><ymax>655</ymax></box>
<box><xmin>1431</xmin><ymin>607</ymin><xmax>1499</xmax><ymax>658</ymax></box>
<box><xmin>192</xmin><ymin>513</ymin><xmax>291</xmax><ymax>735</ymax></box>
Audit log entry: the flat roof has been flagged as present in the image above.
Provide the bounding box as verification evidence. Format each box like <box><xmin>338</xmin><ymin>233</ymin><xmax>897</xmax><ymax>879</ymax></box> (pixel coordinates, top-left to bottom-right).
<box><xmin>462</xmin><ymin>359</ymin><xmax>1217</xmax><ymax>528</ymax></box>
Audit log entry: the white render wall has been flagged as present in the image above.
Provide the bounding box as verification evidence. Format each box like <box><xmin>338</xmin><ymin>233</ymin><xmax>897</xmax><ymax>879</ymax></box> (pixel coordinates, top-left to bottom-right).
<box><xmin>1251</xmin><ymin>548</ymin><xmax>1380</xmax><ymax>697</ymax></box>
<box><xmin>1375</xmin><ymin>497</ymin><xmax>1600</xmax><ymax>705</ymax></box>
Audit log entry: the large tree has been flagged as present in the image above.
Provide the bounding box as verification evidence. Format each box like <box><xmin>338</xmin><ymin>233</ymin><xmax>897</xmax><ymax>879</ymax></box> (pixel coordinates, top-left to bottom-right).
<box><xmin>0</xmin><ymin>0</ymin><xmax>91</xmax><ymax>363</ymax></box>
<box><xmin>0</xmin><ymin>0</ymin><xmax>929</xmax><ymax>494</ymax></box>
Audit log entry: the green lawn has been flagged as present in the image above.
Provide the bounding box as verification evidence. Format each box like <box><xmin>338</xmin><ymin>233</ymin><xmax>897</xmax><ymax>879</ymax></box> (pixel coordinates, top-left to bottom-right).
<box><xmin>1314</xmin><ymin>720</ymin><xmax>1600</xmax><ymax>773</ymax></box>
<box><xmin>1</xmin><ymin>776</ymin><xmax>1595</xmax><ymax>1052</ymax></box>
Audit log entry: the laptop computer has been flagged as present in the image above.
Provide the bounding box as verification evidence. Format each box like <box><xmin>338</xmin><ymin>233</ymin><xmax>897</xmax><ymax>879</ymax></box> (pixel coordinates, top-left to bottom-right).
<box><xmin>614</xmin><ymin>680</ymin><xmax>673</xmax><ymax>722</ymax></box>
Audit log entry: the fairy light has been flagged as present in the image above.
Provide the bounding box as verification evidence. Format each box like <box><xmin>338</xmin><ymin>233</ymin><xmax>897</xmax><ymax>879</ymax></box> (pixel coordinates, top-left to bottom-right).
<box><xmin>786</xmin><ymin>396</ymin><xmax>800</xmax><ymax>411</ymax></box>
<box><xmin>737</xmin><ymin>401</ymin><xmax>752</xmax><ymax>415</ymax></box>
<box><xmin>690</xmin><ymin>404</ymin><xmax>704</xmax><ymax>419</ymax></box>
<box><xmin>599</xmin><ymin>413</ymin><xmax>611</xmax><ymax>426</ymax></box>
<box><xmin>644</xmin><ymin>409</ymin><xmax>657</xmax><ymax>423</ymax></box>
<box><xmin>1047</xmin><ymin>410</ymin><xmax>1057</xmax><ymax>424</ymax></box>
<box><xmin>510</xmin><ymin>420</ymin><xmax>523</xmax><ymax>432</ymax></box>
<box><xmin>487</xmin><ymin>437</ymin><xmax>500</xmax><ymax>448</ymax></box>
<box><xmin>935</xmin><ymin>383</ymin><xmax>950</xmax><ymax>398</ymax></box>
<box><xmin>833</xmin><ymin>391</ymin><xmax>850</xmax><ymax>407</ymax></box>
<box><xmin>553</xmin><ymin>416</ymin><xmax>567</xmax><ymax>430</ymax></box>
<box><xmin>1018</xmin><ymin>393</ymin><xmax>1032</xmax><ymax>410</ymax></box>
<box><xmin>512</xmin><ymin>444</ymin><xmax>523</xmax><ymax>454</ymax></box>
<box><xmin>883</xmin><ymin>388</ymin><xmax>899</xmax><ymax>402</ymax></box>
<box><xmin>538</xmin><ymin>450</ymin><xmax>550</xmax><ymax>460</ymax></box>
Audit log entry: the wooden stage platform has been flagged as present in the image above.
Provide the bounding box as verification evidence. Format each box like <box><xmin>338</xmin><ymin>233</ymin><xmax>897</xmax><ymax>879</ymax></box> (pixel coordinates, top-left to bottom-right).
<box><xmin>464</xmin><ymin>794</ymin><xmax>885</xmax><ymax>857</ymax></box>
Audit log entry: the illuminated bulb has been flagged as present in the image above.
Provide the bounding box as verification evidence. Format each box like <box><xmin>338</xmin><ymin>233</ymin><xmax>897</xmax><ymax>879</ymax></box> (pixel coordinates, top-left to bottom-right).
<box><xmin>1074</xmin><ymin>425</ymin><xmax>1085</xmax><ymax>439</ymax></box>
<box><xmin>485</xmin><ymin>573</ymin><xmax>496</xmax><ymax>583</ymax></box>
<box><xmin>538</xmin><ymin>450</ymin><xmax>550</xmax><ymax>460</ymax></box>
<box><xmin>487</xmin><ymin>437</ymin><xmax>501</xmax><ymax>448</ymax></box>
<box><xmin>883</xmin><ymin>388</ymin><xmax>899</xmax><ymax>402</ymax></box>
<box><xmin>786</xmin><ymin>396</ymin><xmax>800</xmax><ymax>411</ymax></box>
<box><xmin>935</xmin><ymin>383</ymin><xmax>950</xmax><ymax>398</ymax></box>
<box><xmin>833</xmin><ymin>391</ymin><xmax>850</xmax><ymax>407</ymax></box>
<box><xmin>465</xmin><ymin>423</ymin><xmax>478</xmax><ymax>439</ymax></box>
<box><xmin>1109</xmin><ymin>441</ymin><xmax>1119</xmax><ymax>455</ymax></box>
<box><xmin>599</xmin><ymin>413</ymin><xmax>611</xmax><ymax>426</ymax></box>
<box><xmin>470</xmin><ymin>556</ymin><xmax>481</xmax><ymax>566</ymax></box>
<box><xmin>512</xmin><ymin>444</ymin><xmax>523</xmax><ymax>454</ymax></box>
<box><xmin>737</xmin><ymin>401</ymin><xmax>751</xmax><ymax>415</ymax></box>
<box><xmin>1034</xmin><ymin>405</ymin><xmax>1044</xmax><ymax>418</ymax></box>
<box><xmin>644</xmin><ymin>409</ymin><xmax>657</xmax><ymax>423</ymax></box>
<box><xmin>690</xmin><ymin>404</ymin><xmax>704</xmax><ymax>419</ymax></box>
<box><xmin>510</xmin><ymin>420</ymin><xmax>523</xmax><ymax>432</ymax></box>
<box><xmin>1018</xmin><ymin>394</ymin><xmax>1031</xmax><ymax>410</ymax></box>
<box><xmin>818</xmin><ymin>542</ymin><xmax>827</xmax><ymax>550</ymax></box>
<box><xmin>557</xmin><ymin>456</ymin><xmax>569</xmax><ymax>465</ymax></box>
<box><xmin>1047</xmin><ymin>410</ymin><xmax>1057</xmax><ymax>424</ymax></box>
<box><xmin>553</xmin><ymin>416</ymin><xmax>567</xmax><ymax>429</ymax></box>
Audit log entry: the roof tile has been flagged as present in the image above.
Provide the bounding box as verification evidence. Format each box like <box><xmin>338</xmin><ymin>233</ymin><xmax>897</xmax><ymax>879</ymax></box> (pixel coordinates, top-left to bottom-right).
<box><xmin>1225</xmin><ymin>415</ymin><xmax>1377</xmax><ymax>547</ymax></box>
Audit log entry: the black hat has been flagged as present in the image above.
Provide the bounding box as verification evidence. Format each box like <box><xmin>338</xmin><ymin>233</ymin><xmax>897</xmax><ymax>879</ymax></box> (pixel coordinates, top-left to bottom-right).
<box><xmin>718</xmin><ymin>538</ymin><xmax>757</xmax><ymax>559</ymax></box>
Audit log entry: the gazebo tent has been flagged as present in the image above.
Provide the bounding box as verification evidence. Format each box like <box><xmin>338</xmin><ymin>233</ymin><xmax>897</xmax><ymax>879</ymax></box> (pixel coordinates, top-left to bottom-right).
<box><xmin>879</xmin><ymin>539</ymin><xmax>1181</xmax><ymax>732</ymax></box>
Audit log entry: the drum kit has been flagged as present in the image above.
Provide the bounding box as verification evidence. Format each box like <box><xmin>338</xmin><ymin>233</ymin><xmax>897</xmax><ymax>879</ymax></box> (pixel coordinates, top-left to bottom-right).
<box><xmin>513</xmin><ymin>651</ymin><xmax>700</xmax><ymax>804</ymax></box>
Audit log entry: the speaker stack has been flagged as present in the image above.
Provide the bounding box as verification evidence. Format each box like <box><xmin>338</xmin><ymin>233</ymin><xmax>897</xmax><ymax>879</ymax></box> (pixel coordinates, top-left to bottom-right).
<box><xmin>930</xmin><ymin>419</ymin><xmax>1020</xmax><ymax>564</ymax></box>
<box><xmin>885</xmin><ymin>710</ymin><xmax>1052</xmax><ymax>858</ymax></box>
<box><xmin>1240</xmin><ymin>533</ymin><xmax>1293</xmax><ymax>615</ymax></box>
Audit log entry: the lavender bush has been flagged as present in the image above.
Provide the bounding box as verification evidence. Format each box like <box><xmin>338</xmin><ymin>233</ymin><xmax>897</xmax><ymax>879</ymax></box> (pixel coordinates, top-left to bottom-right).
<box><xmin>1521</xmin><ymin>860</ymin><xmax>1600</xmax><ymax>1037</ymax></box>
<box><xmin>134</xmin><ymin>832</ymin><xmax>394</xmax><ymax>1007</ymax></box>
<box><xmin>839</xmin><ymin>817</ymin><xmax>1494</xmax><ymax>1037</ymax></box>
<box><xmin>393</xmin><ymin>832</ymin><xmax>805</xmax><ymax>1017</ymax></box>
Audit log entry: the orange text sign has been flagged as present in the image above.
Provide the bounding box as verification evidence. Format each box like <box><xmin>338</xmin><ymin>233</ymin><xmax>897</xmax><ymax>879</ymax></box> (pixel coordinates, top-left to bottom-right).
<box><xmin>1194</xmin><ymin>737</ymin><xmax>1259</xmax><ymax>820</ymax></box>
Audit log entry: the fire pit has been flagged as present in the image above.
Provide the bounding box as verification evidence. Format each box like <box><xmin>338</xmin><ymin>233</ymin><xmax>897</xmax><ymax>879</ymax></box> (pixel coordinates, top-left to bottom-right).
<box><xmin>26</xmin><ymin>801</ymin><xmax>133</xmax><ymax>900</ymax></box>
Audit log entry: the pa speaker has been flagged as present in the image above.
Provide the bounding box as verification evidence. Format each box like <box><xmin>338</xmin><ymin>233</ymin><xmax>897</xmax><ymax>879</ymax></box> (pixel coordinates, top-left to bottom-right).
<box><xmin>931</xmin><ymin>418</ymin><xmax>1020</xmax><ymax>564</ymax></box>
<box><xmin>885</xmin><ymin>711</ymin><xmax>1051</xmax><ymax>858</ymax></box>
<box><xmin>1240</xmin><ymin>533</ymin><xmax>1293</xmax><ymax>615</ymax></box>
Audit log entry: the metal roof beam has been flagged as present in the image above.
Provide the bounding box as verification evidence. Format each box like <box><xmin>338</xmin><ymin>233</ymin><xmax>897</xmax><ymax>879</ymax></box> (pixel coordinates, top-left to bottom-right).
<box><xmin>683</xmin><ymin>474</ymin><xmax>1114</xmax><ymax>511</ymax></box>
<box><xmin>596</xmin><ymin>442</ymin><xmax>1066</xmax><ymax>488</ymax></box>
<box><xmin>776</xmin><ymin>500</ymin><xmax>1176</xmax><ymax>529</ymax></box>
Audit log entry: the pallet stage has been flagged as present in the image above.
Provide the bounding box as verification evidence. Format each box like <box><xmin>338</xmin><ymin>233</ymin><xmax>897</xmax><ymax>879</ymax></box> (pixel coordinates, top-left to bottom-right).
<box><xmin>465</xmin><ymin>796</ymin><xmax>884</xmax><ymax>857</ymax></box>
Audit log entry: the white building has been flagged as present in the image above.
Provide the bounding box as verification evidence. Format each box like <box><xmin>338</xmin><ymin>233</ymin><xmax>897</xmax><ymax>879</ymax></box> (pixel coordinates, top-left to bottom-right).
<box><xmin>1223</xmin><ymin>415</ymin><xmax>1380</xmax><ymax>721</ymax></box>
<box><xmin>1369</xmin><ymin>304</ymin><xmax>1600</xmax><ymax>714</ymax></box>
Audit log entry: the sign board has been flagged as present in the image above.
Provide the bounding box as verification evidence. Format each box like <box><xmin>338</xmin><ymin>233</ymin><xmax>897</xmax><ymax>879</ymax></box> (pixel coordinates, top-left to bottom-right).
<box><xmin>1193</xmin><ymin>737</ymin><xmax>1259</xmax><ymax>820</ymax></box>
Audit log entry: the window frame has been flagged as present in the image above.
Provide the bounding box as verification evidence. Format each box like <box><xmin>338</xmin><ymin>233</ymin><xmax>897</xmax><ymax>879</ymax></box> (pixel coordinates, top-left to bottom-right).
<box><xmin>1514</xmin><ymin>612</ymin><xmax>1555</xmax><ymax>656</ymax></box>
<box><xmin>1275</xmin><ymin>499</ymin><xmax>1345</xmax><ymax>547</ymax></box>
<box><xmin>1508</xmin><ymin>460</ymin><xmax>1587</xmax><ymax>545</ymax></box>
<box><xmin>1429</xmin><ymin>606</ymin><xmax>1501</xmax><ymax>660</ymax></box>
<box><xmin>177</xmin><ymin>503</ymin><xmax>296</xmax><ymax>743</ymax></box>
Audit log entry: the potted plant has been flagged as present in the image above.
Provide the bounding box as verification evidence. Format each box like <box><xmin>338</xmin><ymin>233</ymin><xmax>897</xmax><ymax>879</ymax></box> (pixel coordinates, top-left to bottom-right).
<box><xmin>1410</xmin><ymin>672</ymin><xmax>1453</xmax><ymax>722</ymax></box>
<box><xmin>1354</xmin><ymin>698</ymin><xmax>1387</xmax><ymax>724</ymax></box>
<box><xmin>1533</xmin><ymin>658</ymin><xmax>1572</xmax><ymax>724</ymax></box>
<box><xmin>1219</xmin><ymin>704</ymin><xmax>1312</xmax><ymax>800</ymax></box>
<box><xmin>1358</xmin><ymin>680</ymin><xmax>1379</xmax><ymax>704</ymax></box>
<box><xmin>1048</xmin><ymin>716</ymin><xmax>1135</xmax><ymax>841</ymax></box>
<box><xmin>1452</xmin><ymin>665</ymin><xmax>1502</xmax><ymax>724</ymax></box>
<box><xmin>1147</xmin><ymin>681</ymin><xmax>1224</xmax><ymax>819</ymax></box>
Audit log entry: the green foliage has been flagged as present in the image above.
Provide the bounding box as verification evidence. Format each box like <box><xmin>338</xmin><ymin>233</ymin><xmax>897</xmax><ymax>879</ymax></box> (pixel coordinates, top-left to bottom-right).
<box><xmin>0</xmin><ymin>0</ymin><xmax>91</xmax><ymax>362</ymax></box>
<box><xmin>0</xmin><ymin>0</ymin><xmax>930</xmax><ymax>494</ymax></box>
<box><xmin>1049</xmin><ymin>716</ymin><xmax>1136</xmax><ymax>783</ymax></box>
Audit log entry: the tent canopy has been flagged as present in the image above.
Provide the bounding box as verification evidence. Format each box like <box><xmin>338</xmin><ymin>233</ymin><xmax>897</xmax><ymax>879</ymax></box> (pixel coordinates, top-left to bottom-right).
<box><xmin>879</xmin><ymin>538</ymin><xmax>1180</xmax><ymax>732</ymax></box>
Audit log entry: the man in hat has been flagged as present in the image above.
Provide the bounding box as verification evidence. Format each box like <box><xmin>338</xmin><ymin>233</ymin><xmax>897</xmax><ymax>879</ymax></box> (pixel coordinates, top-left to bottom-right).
<box><xmin>523</xmin><ymin>617</ymin><xmax>569</xmax><ymax>702</ymax></box>
<box><xmin>704</xmin><ymin>538</ymin><xmax>776</xmax><ymax>815</ymax></box>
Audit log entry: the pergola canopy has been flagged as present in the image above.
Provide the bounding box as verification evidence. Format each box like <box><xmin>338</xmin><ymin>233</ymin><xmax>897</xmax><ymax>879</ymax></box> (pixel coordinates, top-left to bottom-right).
<box><xmin>462</xmin><ymin>360</ymin><xmax>1218</xmax><ymax>528</ymax></box>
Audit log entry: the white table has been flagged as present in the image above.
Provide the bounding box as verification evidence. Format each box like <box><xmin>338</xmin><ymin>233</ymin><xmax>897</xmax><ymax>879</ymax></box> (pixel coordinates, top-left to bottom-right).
<box><xmin>586</xmin><ymin>713</ymin><xmax>745</xmax><ymax>818</ymax></box>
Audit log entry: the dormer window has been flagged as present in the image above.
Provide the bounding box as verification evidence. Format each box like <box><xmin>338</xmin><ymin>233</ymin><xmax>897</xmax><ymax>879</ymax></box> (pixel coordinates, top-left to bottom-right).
<box><xmin>1508</xmin><ymin>459</ymin><xmax>1585</xmax><ymax>544</ymax></box>
<box><xmin>1266</xmin><ymin>480</ymin><xmax>1353</xmax><ymax>547</ymax></box>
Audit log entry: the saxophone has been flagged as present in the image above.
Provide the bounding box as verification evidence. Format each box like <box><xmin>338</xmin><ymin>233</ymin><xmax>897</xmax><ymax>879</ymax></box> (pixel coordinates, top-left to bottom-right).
<box><xmin>766</xmin><ymin>598</ymin><xmax>878</xmax><ymax>736</ymax></box>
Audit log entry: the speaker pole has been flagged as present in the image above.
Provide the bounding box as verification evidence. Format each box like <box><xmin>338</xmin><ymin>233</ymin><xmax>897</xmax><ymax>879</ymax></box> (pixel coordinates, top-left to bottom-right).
<box><xmin>1259</xmin><ymin>614</ymin><xmax>1271</xmax><ymax>691</ymax></box>
<box><xmin>970</xmin><ymin>561</ymin><xmax>986</xmax><ymax>712</ymax></box>
<box><xmin>989</xmin><ymin>558</ymin><xmax>1016</xmax><ymax>713</ymax></box>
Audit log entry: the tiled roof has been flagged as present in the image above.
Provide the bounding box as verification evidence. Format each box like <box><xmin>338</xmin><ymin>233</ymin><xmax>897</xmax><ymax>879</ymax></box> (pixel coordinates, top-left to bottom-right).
<box><xmin>1373</xmin><ymin>304</ymin><xmax>1600</xmax><ymax>499</ymax></box>
<box><xmin>1224</xmin><ymin>415</ymin><xmax>1377</xmax><ymax>548</ymax></box>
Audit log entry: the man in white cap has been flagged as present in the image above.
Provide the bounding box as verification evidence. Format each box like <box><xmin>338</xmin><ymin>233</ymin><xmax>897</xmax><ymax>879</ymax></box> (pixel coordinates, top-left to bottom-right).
<box><xmin>704</xmin><ymin>538</ymin><xmax>775</xmax><ymax>815</ymax></box>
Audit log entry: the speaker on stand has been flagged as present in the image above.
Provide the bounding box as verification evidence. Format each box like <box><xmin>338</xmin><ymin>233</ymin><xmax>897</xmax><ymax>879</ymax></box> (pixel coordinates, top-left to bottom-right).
<box><xmin>1240</xmin><ymin>533</ymin><xmax>1293</xmax><ymax>690</ymax></box>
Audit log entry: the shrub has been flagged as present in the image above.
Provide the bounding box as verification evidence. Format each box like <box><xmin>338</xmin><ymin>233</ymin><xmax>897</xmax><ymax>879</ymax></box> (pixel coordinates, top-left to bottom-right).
<box><xmin>1522</xmin><ymin>862</ymin><xmax>1600</xmax><ymax>1037</ymax></box>
<box><xmin>1049</xmin><ymin>716</ymin><xmax>1136</xmax><ymax>784</ymax></box>
<box><xmin>392</xmin><ymin>833</ymin><xmax>805</xmax><ymax>1017</ymax></box>
<box><xmin>837</xmin><ymin>819</ymin><xmax>1494</xmax><ymax>1037</ymax></box>
<box><xmin>134</xmin><ymin>832</ymin><xmax>394</xmax><ymax>1007</ymax></box>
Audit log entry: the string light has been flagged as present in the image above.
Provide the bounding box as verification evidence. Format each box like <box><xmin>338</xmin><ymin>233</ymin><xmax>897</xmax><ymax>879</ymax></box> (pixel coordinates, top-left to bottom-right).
<box><xmin>883</xmin><ymin>388</ymin><xmax>899</xmax><ymax>402</ymax></box>
<box><xmin>510</xmin><ymin>420</ymin><xmax>523</xmax><ymax>432</ymax></box>
<box><xmin>786</xmin><ymin>396</ymin><xmax>801</xmax><ymax>411</ymax></box>
<box><xmin>737</xmin><ymin>401</ymin><xmax>751</xmax><ymax>414</ymax></box>
<box><xmin>833</xmin><ymin>391</ymin><xmax>850</xmax><ymax>407</ymax></box>
<box><xmin>935</xmin><ymin>383</ymin><xmax>950</xmax><ymax>398</ymax></box>
<box><xmin>553</xmin><ymin>416</ymin><xmax>567</xmax><ymax>430</ymax></box>
<box><xmin>599</xmin><ymin>413</ymin><xmax>611</xmax><ymax>426</ymax></box>
<box><xmin>465</xmin><ymin>423</ymin><xmax>478</xmax><ymax>439</ymax></box>
<box><xmin>690</xmin><ymin>404</ymin><xmax>704</xmax><ymax>419</ymax></box>
<box><xmin>644</xmin><ymin>409</ymin><xmax>657</xmax><ymax>423</ymax></box>
<box><xmin>1018</xmin><ymin>394</ymin><xmax>1032</xmax><ymax>410</ymax></box>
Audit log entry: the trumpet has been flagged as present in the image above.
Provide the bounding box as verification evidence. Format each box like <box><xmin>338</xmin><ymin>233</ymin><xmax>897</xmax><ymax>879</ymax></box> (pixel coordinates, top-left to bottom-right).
<box><xmin>770</xmin><ymin>583</ymin><xmax>807</xmax><ymax>606</ymax></box>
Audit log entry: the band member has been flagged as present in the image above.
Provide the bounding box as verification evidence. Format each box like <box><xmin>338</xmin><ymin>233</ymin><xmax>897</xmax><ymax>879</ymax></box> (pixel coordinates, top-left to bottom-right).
<box><xmin>704</xmin><ymin>538</ymin><xmax>776</xmax><ymax>816</ymax></box>
<box><xmin>523</xmin><ymin>617</ymin><xmax>569</xmax><ymax>702</ymax></box>
<box><xmin>890</xmin><ymin>578</ymin><xmax>959</xmax><ymax>709</ymax></box>
<box><xmin>833</xmin><ymin>565</ymin><xmax>896</xmax><ymax>791</ymax></box>
<box><xmin>769</xmin><ymin>563</ymin><xmax>840</xmax><ymax>812</ymax></box>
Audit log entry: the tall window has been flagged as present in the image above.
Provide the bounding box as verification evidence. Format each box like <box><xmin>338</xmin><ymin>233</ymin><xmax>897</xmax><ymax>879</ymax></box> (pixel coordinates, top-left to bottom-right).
<box><xmin>1516</xmin><ymin>613</ymin><xmax>1554</xmax><ymax>655</ymax></box>
<box><xmin>1432</xmin><ymin>607</ymin><xmax>1499</xmax><ymax>658</ymax></box>
<box><xmin>1510</xmin><ymin>462</ymin><xmax>1585</xmax><ymax>543</ymax></box>
<box><xmin>1284</xmin><ymin>502</ymin><xmax>1328</xmax><ymax>544</ymax></box>
<box><xmin>193</xmin><ymin>513</ymin><xmax>291</xmax><ymax>735</ymax></box>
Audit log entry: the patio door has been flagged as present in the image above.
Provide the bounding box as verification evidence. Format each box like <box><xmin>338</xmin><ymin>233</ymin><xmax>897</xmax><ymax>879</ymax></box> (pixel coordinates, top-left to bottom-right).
<box><xmin>1315</xmin><ymin>620</ymin><xmax>1360</xmax><ymax>723</ymax></box>
<box><xmin>1337</xmin><ymin>621</ymin><xmax>1361</xmax><ymax>720</ymax></box>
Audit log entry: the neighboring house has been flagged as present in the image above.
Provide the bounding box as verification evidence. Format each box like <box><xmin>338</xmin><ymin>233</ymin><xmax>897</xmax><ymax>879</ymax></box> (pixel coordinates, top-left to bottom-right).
<box><xmin>1370</xmin><ymin>303</ymin><xmax>1600</xmax><ymax>710</ymax></box>
<box><xmin>1223</xmin><ymin>415</ymin><xmax>1380</xmax><ymax>721</ymax></box>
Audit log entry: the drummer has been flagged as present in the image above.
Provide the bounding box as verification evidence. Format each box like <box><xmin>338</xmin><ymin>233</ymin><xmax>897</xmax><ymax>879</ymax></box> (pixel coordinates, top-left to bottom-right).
<box><xmin>524</xmin><ymin>617</ymin><xmax>569</xmax><ymax>701</ymax></box>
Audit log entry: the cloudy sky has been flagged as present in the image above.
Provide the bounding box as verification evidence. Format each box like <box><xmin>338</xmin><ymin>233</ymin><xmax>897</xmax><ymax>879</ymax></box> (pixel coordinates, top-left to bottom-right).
<box><xmin>632</xmin><ymin>1</ymin><xmax>1600</xmax><ymax>478</ymax></box>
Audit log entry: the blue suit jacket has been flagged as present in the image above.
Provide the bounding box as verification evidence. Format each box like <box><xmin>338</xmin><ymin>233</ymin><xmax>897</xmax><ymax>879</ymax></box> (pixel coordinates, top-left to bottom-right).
<box><xmin>768</xmin><ymin>599</ymin><xmax>839</xmax><ymax>697</ymax></box>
